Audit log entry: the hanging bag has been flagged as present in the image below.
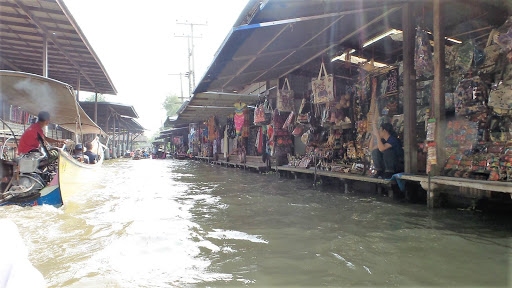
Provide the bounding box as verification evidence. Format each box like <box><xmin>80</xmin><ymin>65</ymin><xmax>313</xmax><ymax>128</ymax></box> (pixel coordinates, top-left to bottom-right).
<box><xmin>254</xmin><ymin>99</ymin><xmax>272</xmax><ymax>126</ymax></box>
<box><xmin>253</xmin><ymin>102</ymin><xmax>265</xmax><ymax>125</ymax></box>
<box><xmin>277</xmin><ymin>78</ymin><xmax>295</xmax><ymax>112</ymax></box>
<box><xmin>312</xmin><ymin>62</ymin><xmax>334</xmax><ymax>104</ymax></box>
<box><xmin>282</xmin><ymin>111</ymin><xmax>294</xmax><ymax>130</ymax></box>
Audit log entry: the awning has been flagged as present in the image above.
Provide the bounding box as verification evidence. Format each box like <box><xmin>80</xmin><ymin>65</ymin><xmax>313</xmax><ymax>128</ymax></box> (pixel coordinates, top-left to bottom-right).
<box><xmin>0</xmin><ymin>70</ymin><xmax>105</xmax><ymax>135</ymax></box>
<box><xmin>194</xmin><ymin>0</ymin><xmax>509</xmax><ymax>94</ymax></box>
<box><xmin>157</xmin><ymin>127</ymin><xmax>188</xmax><ymax>139</ymax></box>
<box><xmin>174</xmin><ymin>91</ymin><xmax>260</xmax><ymax>124</ymax></box>
<box><xmin>79</xmin><ymin>101</ymin><xmax>143</xmax><ymax>133</ymax></box>
<box><xmin>0</xmin><ymin>0</ymin><xmax>117</xmax><ymax>94</ymax></box>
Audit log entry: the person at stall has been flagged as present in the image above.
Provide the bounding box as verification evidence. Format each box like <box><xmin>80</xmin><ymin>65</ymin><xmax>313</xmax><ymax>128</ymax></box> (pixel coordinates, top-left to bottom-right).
<box><xmin>370</xmin><ymin>122</ymin><xmax>404</xmax><ymax>179</ymax></box>
<box><xmin>17</xmin><ymin>111</ymin><xmax>66</xmax><ymax>162</ymax></box>
<box><xmin>84</xmin><ymin>142</ymin><xmax>97</xmax><ymax>164</ymax></box>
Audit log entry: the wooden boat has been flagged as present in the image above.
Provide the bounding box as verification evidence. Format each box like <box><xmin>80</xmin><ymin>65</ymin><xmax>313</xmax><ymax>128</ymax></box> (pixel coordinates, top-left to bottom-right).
<box><xmin>0</xmin><ymin>71</ymin><xmax>106</xmax><ymax>207</ymax></box>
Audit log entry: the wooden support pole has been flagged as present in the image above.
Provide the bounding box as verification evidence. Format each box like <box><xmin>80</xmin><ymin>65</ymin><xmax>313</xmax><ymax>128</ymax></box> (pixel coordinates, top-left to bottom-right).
<box><xmin>94</xmin><ymin>92</ymin><xmax>98</xmax><ymax>123</ymax></box>
<box><xmin>76</xmin><ymin>71</ymin><xmax>80</xmax><ymax>102</ymax></box>
<box><xmin>112</xmin><ymin>115</ymin><xmax>116</xmax><ymax>158</ymax></box>
<box><xmin>433</xmin><ymin>0</ymin><xmax>446</xmax><ymax>176</ymax></box>
<box><xmin>402</xmin><ymin>3</ymin><xmax>417</xmax><ymax>174</ymax></box>
<box><xmin>42</xmin><ymin>36</ymin><xmax>48</xmax><ymax>77</ymax></box>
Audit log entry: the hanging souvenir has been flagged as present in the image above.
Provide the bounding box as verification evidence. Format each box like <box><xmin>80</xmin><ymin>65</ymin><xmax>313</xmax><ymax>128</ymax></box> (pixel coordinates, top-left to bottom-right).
<box><xmin>277</xmin><ymin>78</ymin><xmax>295</xmax><ymax>112</ymax></box>
<box><xmin>312</xmin><ymin>62</ymin><xmax>334</xmax><ymax>104</ymax></box>
<box><xmin>292</xmin><ymin>124</ymin><xmax>304</xmax><ymax>137</ymax></box>
<box><xmin>494</xmin><ymin>16</ymin><xmax>512</xmax><ymax>52</ymax></box>
<box><xmin>282</xmin><ymin>111</ymin><xmax>294</xmax><ymax>130</ymax></box>
<box><xmin>386</xmin><ymin>68</ymin><xmax>398</xmax><ymax>94</ymax></box>
<box><xmin>480</xmin><ymin>45</ymin><xmax>502</xmax><ymax>74</ymax></box>
<box><xmin>454</xmin><ymin>76</ymin><xmax>488</xmax><ymax>116</ymax></box>
<box><xmin>272</xmin><ymin>109</ymin><xmax>289</xmax><ymax>129</ymax></box>
<box><xmin>414</xmin><ymin>27</ymin><xmax>434</xmax><ymax>78</ymax></box>
<box><xmin>242</xmin><ymin>108</ymin><xmax>250</xmax><ymax>138</ymax></box>
<box><xmin>455</xmin><ymin>41</ymin><xmax>475</xmax><ymax>73</ymax></box>
<box><xmin>226</xmin><ymin>116</ymin><xmax>236</xmax><ymax>139</ymax></box>
<box><xmin>234</xmin><ymin>102</ymin><xmax>247</xmax><ymax>136</ymax></box>
<box><xmin>254</xmin><ymin>99</ymin><xmax>272</xmax><ymax>126</ymax></box>
<box><xmin>366</xmin><ymin>77</ymin><xmax>379</xmax><ymax>148</ymax></box>
<box><xmin>488</xmin><ymin>87</ymin><xmax>512</xmax><ymax>115</ymax></box>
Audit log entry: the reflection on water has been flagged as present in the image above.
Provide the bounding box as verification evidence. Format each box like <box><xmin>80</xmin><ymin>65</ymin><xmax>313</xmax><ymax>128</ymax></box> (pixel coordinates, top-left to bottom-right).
<box><xmin>1</xmin><ymin>159</ymin><xmax>511</xmax><ymax>287</ymax></box>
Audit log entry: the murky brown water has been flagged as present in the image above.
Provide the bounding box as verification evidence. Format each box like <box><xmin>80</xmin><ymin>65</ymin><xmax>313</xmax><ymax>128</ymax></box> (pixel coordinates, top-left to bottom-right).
<box><xmin>1</xmin><ymin>159</ymin><xmax>511</xmax><ymax>287</ymax></box>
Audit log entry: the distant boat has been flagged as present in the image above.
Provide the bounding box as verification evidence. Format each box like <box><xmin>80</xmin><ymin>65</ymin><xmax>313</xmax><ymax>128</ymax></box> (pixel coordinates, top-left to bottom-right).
<box><xmin>0</xmin><ymin>71</ymin><xmax>106</xmax><ymax>207</ymax></box>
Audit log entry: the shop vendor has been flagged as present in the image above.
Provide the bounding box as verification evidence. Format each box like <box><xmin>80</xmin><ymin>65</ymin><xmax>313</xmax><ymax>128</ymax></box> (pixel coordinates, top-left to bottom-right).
<box><xmin>370</xmin><ymin>122</ymin><xmax>404</xmax><ymax>179</ymax></box>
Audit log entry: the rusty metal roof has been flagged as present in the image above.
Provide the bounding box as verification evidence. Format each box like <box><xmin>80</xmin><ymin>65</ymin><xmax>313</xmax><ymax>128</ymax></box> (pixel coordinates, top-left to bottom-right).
<box><xmin>0</xmin><ymin>0</ymin><xmax>117</xmax><ymax>94</ymax></box>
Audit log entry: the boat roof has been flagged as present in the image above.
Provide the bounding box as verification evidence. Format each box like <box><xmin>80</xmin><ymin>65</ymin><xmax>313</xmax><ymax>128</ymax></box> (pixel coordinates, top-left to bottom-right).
<box><xmin>0</xmin><ymin>0</ymin><xmax>117</xmax><ymax>95</ymax></box>
<box><xmin>0</xmin><ymin>70</ymin><xmax>106</xmax><ymax>135</ymax></box>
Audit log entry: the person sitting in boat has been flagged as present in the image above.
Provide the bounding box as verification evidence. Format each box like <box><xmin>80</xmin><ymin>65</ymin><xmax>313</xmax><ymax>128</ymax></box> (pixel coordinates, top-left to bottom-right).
<box><xmin>84</xmin><ymin>142</ymin><xmax>97</xmax><ymax>164</ymax></box>
<box><xmin>17</xmin><ymin>111</ymin><xmax>66</xmax><ymax>162</ymax></box>
<box><xmin>72</xmin><ymin>144</ymin><xmax>84</xmax><ymax>162</ymax></box>
<box><xmin>370</xmin><ymin>122</ymin><xmax>404</xmax><ymax>179</ymax></box>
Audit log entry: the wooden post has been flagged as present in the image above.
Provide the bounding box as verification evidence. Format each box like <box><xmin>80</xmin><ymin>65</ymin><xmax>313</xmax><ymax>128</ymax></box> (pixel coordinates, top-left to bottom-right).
<box><xmin>42</xmin><ymin>36</ymin><xmax>48</xmax><ymax>77</ymax></box>
<box><xmin>433</xmin><ymin>0</ymin><xmax>446</xmax><ymax>177</ymax></box>
<box><xmin>94</xmin><ymin>92</ymin><xmax>98</xmax><ymax>123</ymax></box>
<box><xmin>126</xmin><ymin>129</ymin><xmax>130</xmax><ymax>152</ymax></box>
<box><xmin>112</xmin><ymin>115</ymin><xmax>116</xmax><ymax>158</ymax></box>
<box><xmin>402</xmin><ymin>3</ymin><xmax>417</xmax><ymax>174</ymax></box>
<box><xmin>76</xmin><ymin>71</ymin><xmax>80</xmax><ymax>102</ymax></box>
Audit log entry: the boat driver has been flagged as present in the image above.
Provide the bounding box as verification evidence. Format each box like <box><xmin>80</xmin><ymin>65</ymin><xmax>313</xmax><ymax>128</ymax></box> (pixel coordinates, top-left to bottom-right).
<box><xmin>18</xmin><ymin>111</ymin><xmax>66</xmax><ymax>162</ymax></box>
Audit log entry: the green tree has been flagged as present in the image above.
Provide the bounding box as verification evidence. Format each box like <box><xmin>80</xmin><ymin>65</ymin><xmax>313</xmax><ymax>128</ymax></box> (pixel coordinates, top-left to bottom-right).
<box><xmin>84</xmin><ymin>93</ymin><xmax>106</xmax><ymax>102</ymax></box>
<box><xmin>162</xmin><ymin>94</ymin><xmax>182</xmax><ymax>117</ymax></box>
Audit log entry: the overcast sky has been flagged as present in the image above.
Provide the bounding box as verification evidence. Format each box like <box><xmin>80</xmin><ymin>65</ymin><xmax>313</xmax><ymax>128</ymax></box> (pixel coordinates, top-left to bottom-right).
<box><xmin>64</xmin><ymin>0</ymin><xmax>248</xmax><ymax>136</ymax></box>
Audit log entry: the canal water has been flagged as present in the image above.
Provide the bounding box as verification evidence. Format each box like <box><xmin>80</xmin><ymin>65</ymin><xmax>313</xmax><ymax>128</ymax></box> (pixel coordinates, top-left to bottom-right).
<box><xmin>1</xmin><ymin>159</ymin><xmax>511</xmax><ymax>287</ymax></box>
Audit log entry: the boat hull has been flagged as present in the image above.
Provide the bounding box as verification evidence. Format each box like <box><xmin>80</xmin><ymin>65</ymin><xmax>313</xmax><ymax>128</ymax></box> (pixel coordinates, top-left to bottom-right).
<box><xmin>58</xmin><ymin>146</ymin><xmax>103</xmax><ymax>205</ymax></box>
<box><xmin>1</xmin><ymin>144</ymin><xmax>103</xmax><ymax>207</ymax></box>
<box><xmin>0</xmin><ymin>175</ymin><xmax>62</xmax><ymax>207</ymax></box>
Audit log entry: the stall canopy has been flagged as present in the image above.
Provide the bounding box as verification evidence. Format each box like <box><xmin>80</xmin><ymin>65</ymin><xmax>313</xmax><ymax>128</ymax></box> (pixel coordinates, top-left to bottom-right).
<box><xmin>157</xmin><ymin>127</ymin><xmax>188</xmax><ymax>140</ymax></box>
<box><xmin>194</xmin><ymin>0</ymin><xmax>510</xmax><ymax>94</ymax></box>
<box><xmin>0</xmin><ymin>0</ymin><xmax>117</xmax><ymax>94</ymax></box>
<box><xmin>0</xmin><ymin>70</ymin><xmax>105</xmax><ymax>135</ymax></box>
<box><xmin>79</xmin><ymin>101</ymin><xmax>143</xmax><ymax>133</ymax></box>
<box><xmin>172</xmin><ymin>91</ymin><xmax>260</xmax><ymax>125</ymax></box>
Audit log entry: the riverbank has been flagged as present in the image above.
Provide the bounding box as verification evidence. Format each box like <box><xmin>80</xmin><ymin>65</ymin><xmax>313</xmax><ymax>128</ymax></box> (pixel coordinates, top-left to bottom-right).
<box><xmin>187</xmin><ymin>156</ymin><xmax>512</xmax><ymax>213</ymax></box>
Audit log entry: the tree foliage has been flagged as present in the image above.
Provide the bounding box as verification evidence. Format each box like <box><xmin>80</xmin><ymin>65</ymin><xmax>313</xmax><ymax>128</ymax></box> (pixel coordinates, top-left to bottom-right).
<box><xmin>162</xmin><ymin>94</ymin><xmax>182</xmax><ymax>117</ymax></box>
<box><xmin>84</xmin><ymin>93</ymin><xmax>106</xmax><ymax>102</ymax></box>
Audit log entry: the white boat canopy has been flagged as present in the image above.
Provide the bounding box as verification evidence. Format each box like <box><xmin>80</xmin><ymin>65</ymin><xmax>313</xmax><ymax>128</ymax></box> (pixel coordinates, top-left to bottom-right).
<box><xmin>0</xmin><ymin>70</ymin><xmax>106</xmax><ymax>136</ymax></box>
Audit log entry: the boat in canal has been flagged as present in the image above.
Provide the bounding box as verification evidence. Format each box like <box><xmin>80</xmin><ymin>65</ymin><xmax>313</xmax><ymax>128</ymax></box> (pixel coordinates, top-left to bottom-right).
<box><xmin>0</xmin><ymin>71</ymin><xmax>105</xmax><ymax>207</ymax></box>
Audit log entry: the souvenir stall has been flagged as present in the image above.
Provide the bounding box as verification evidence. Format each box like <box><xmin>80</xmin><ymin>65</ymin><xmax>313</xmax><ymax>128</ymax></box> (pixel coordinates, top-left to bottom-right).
<box><xmin>425</xmin><ymin>17</ymin><xmax>512</xmax><ymax>182</ymax></box>
<box><xmin>252</xmin><ymin>80</ymin><xmax>295</xmax><ymax>166</ymax></box>
<box><xmin>187</xmin><ymin>123</ymin><xmax>199</xmax><ymax>156</ymax></box>
<box><xmin>282</xmin><ymin>59</ymin><xmax>405</xmax><ymax>176</ymax></box>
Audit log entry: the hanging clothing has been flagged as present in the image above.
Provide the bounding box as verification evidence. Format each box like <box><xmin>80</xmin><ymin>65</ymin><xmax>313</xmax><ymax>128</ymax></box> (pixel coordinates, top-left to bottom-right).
<box><xmin>234</xmin><ymin>102</ymin><xmax>247</xmax><ymax>136</ymax></box>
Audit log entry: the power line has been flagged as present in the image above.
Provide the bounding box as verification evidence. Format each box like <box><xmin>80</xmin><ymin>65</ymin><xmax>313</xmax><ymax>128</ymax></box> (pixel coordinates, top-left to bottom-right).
<box><xmin>174</xmin><ymin>21</ymin><xmax>207</xmax><ymax>98</ymax></box>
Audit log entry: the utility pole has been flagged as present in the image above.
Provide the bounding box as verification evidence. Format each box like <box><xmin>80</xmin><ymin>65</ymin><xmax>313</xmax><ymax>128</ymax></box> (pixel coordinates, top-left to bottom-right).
<box><xmin>175</xmin><ymin>21</ymin><xmax>207</xmax><ymax>98</ymax></box>
<box><xmin>168</xmin><ymin>73</ymin><xmax>185</xmax><ymax>102</ymax></box>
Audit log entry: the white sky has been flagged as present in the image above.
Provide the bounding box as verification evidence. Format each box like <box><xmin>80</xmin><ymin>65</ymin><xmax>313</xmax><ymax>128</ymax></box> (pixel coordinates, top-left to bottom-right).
<box><xmin>64</xmin><ymin>0</ymin><xmax>249</xmax><ymax>137</ymax></box>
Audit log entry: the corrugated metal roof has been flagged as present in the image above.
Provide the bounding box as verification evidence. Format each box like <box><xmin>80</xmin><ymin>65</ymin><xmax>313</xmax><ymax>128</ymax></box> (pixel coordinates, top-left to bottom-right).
<box><xmin>0</xmin><ymin>0</ymin><xmax>117</xmax><ymax>94</ymax></box>
<box><xmin>173</xmin><ymin>91</ymin><xmax>260</xmax><ymax>125</ymax></box>
<box><xmin>194</xmin><ymin>0</ymin><xmax>508</xmax><ymax>94</ymax></box>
